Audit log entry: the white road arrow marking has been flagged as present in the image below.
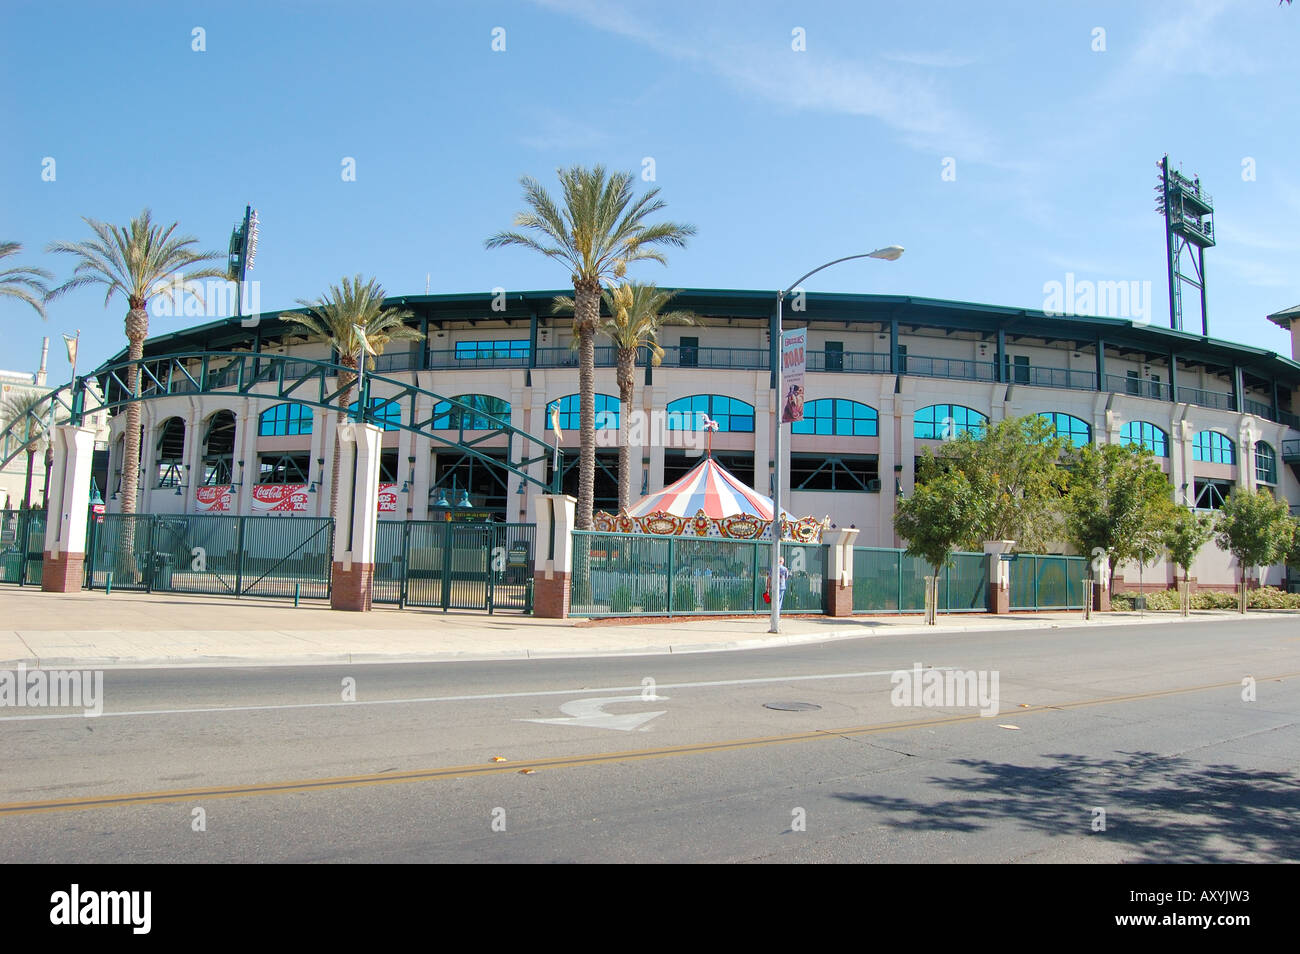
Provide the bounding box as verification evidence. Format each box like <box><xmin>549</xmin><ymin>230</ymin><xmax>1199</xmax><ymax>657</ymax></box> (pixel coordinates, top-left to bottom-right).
<box><xmin>521</xmin><ymin>694</ymin><xmax>669</xmax><ymax>732</ymax></box>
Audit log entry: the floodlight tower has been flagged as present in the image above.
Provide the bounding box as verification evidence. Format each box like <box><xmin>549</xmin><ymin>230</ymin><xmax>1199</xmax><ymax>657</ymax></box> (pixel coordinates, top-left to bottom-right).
<box><xmin>227</xmin><ymin>204</ymin><xmax>260</xmax><ymax>320</ymax></box>
<box><xmin>1155</xmin><ymin>156</ymin><xmax>1214</xmax><ymax>336</ymax></box>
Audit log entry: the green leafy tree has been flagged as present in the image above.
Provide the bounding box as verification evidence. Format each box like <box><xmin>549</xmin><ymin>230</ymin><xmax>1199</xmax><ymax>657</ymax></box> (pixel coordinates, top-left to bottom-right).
<box><xmin>1163</xmin><ymin>507</ymin><xmax>1217</xmax><ymax>584</ymax></box>
<box><xmin>280</xmin><ymin>276</ymin><xmax>421</xmax><ymax>519</ymax></box>
<box><xmin>0</xmin><ymin>242</ymin><xmax>52</xmax><ymax>318</ymax></box>
<box><xmin>1286</xmin><ymin>517</ymin><xmax>1300</xmax><ymax>571</ymax></box>
<box><xmin>894</xmin><ymin>469</ymin><xmax>988</xmax><ymax>623</ymax></box>
<box><xmin>556</xmin><ymin>281</ymin><xmax>695</xmax><ymax>512</ymax></box>
<box><xmin>921</xmin><ymin>414</ymin><xmax>1068</xmax><ymax>553</ymax></box>
<box><xmin>486</xmin><ymin>166</ymin><xmax>695</xmax><ymax>529</ymax></box>
<box><xmin>1215</xmin><ymin>488</ymin><xmax>1293</xmax><ymax>608</ymax></box>
<box><xmin>46</xmin><ymin>211</ymin><xmax>225</xmax><ymax>523</ymax></box>
<box><xmin>1064</xmin><ymin>442</ymin><xmax>1175</xmax><ymax>588</ymax></box>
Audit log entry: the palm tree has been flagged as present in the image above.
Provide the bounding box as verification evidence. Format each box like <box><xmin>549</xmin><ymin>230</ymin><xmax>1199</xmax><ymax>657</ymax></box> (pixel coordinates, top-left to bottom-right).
<box><xmin>280</xmin><ymin>276</ymin><xmax>421</xmax><ymax>519</ymax></box>
<box><xmin>556</xmin><ymin>282</ymin><xmax>694</xmax><ymax>512</ymax></box>
<box><xmin>486</xmin><ymin>166</ymin><xmax>694</xmax><ymax>529</ymax></box>
<box><xmin>0</xmin><ymin>242</ymin><xmax>52</xmax><ymax>318</ymax></box>
<box><xmin>0</xmin><ymin>390</ymin><xmax>59</xmax><ymax>511</ymax></box>
<box><xmin>46</xmin><ymin>211</ymin><xmax>225</xmax><ymax>528</ymax></box>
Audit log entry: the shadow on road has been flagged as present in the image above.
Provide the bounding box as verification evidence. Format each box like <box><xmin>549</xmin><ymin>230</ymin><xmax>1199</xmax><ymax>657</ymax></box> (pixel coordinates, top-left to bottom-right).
<box><xmin>833</xmin><ymin>751</ymin><xmax>1300</xmax><ymax>862</ymax></box>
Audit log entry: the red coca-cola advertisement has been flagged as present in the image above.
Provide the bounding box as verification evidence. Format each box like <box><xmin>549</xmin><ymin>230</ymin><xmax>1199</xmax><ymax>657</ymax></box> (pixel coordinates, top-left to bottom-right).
<box><xmin>251</xmin><ymin>483</ymin><xmax>310</xmax><ymax>513</ymax></box>
<box><xmin>195</xmin><ymin>485</ymin><xmax>233</xmax><ymax>512</ymax></box>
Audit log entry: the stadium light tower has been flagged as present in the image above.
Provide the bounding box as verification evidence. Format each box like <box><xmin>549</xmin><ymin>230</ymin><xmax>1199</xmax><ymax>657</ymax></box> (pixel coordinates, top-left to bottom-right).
<box><xmin>770</xmin><ymin>245</ymin><xmax>904</xmax><ymax>634</ymax></box>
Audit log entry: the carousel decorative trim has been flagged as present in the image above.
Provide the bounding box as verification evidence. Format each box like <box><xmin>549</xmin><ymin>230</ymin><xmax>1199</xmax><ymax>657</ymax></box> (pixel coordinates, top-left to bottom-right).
<box><xmin>594</xmin><ymin>508</ymin><xmax>828</xmax><ymax>543</ymax></box>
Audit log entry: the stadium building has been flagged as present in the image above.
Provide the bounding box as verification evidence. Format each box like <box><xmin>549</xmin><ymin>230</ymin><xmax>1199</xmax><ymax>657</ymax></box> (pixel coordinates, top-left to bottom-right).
<box><xmin>95</xmin><ymin>288</ymin><xmax>1300</xmax><ymax>590</ymax></box>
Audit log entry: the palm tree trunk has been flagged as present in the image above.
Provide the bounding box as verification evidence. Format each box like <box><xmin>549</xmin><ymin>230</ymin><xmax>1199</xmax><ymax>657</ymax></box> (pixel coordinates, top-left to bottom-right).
<box><xmin>330</xmin><ymin>359</ymin><xmax>357</xmax><ymax>525</ymax></box>
<box><xmin>41</xmin><ymin>444</ymin><xmax>53</xmax><ymax>510</ymax></box>
<box><xmin>616</xmin><ymin>347</ymin><xmax>636</xmax><ymax>513</ymax></box>
<box><xmin>21</xmin><ymin>449</ymin><xmax>34</xmax><ymax>511</ymax></box>
<box><xmin>119</xmin><ymin>309</ymin><xmax>148</xmax><ymax>581</ymax></box>
<box><xmin>574</xmin><ymin>281</ymin><xmax>600</xmax><ymax>530</ymax></box>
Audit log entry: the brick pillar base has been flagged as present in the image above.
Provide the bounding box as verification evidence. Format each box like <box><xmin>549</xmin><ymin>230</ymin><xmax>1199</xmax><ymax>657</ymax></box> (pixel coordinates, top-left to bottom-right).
<box><xmin>826</xmin><ymin>583</ymin><xmax>853</xmax><ymax>617</ymax></box>
<box><xmin>534</xmin><ymin>571</ymin><xmax>569</xmax><ymax>618</ymax></box>
<box><xmin>987</xmin><ymin>583</ymin><xmax>1010</xmax><ymax>614</ymax></box>
<box><xmin>41</xmin><ymin>551</ymin><xmax>84</xmax><ymax>592</ymax></box>
<box><xmin>1092</xmin><ymin>584</ymin><xmax>1110</xmax><ymax>612</ymax></box>
<box><xmin>331</xmin><ymin>562</ymin><xmax>374</xmax><ymax>611</ymax></box>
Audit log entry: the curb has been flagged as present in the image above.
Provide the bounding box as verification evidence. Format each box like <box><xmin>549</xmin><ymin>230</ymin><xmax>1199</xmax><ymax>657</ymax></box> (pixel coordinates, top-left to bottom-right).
<box><xmin>0</xmin><ymin>611</ymin><xmax>1243</xmax><ymax>670</ymax></box>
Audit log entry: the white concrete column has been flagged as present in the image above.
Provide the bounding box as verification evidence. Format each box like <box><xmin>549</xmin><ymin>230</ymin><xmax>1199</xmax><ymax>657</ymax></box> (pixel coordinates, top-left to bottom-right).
<box><xmin>331</xmin><ymin>421</ymin><xmax>383</xmax><ymax>611</ymax></box>
<box><xmin>41</xmin><ymin>425</ymin><xmax>96</xmax><ymax>591</ymax></box>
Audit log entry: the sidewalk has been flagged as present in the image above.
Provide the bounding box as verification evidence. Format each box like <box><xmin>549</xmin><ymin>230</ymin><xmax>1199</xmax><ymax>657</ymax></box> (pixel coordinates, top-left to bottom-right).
<box><xmin>0</xmin><ymin>588</ymin><xmax>1265</xmax><ymax>669</ymax></box>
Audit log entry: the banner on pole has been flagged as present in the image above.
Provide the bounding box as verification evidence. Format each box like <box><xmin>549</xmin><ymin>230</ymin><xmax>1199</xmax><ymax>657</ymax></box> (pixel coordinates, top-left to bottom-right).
<box><xmin>780</xmin><ymin>328</ymin><xmax>807</xmax><ymax>423</ymax></box>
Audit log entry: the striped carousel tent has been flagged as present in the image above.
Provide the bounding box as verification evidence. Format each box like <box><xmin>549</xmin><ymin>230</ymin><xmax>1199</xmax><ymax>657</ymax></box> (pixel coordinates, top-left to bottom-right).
<box><xmin>628</xmin><ymin>456</ymin><xmax>791</xmax><ymax>520</ymax></box>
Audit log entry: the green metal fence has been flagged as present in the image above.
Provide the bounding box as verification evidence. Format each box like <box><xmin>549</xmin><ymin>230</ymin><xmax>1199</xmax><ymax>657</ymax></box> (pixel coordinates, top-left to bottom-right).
<box><xmin>374</xmin><ymin>521</ymin><xmax>536</xmax><ymax>613</ymax></box>
<box><xmin>0</xmin><ymin>509</ymin><xmax>46</xmax><ymax>586</ymax></box>
<box><xmin>852</xmin><ymin>548</ymin><xmax>988</xmax><ymax>614</ymax></box>
<box><xmin>86</xmin><ymin>513</ymin><xmax>333</xmax><ymax>599</ymax></box>
<box><xmin>570</xmin><ymin>531</ymin><xmax>826</xmax><ymax>617</ymax></box>
<box><xmin>1009</xmin><ymin>554</ymin><xmax>1088</xmax><ymax>610</ymax></box>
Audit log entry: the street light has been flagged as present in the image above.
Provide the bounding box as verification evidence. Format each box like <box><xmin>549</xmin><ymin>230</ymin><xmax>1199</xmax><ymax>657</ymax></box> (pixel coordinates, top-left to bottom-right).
<box><xmin>770</xmin><ymin>245</ymin><xmax>904</xmax><ymax>634</ymax></box>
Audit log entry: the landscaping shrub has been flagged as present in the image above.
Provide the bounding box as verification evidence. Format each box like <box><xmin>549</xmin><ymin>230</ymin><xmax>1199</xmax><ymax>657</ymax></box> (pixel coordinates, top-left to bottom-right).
<box><xmin>1111</xmin><ymin>588</ymin><xmax>1300</xmax><ymax>611</ymax></box>
<box><xmin>672</xmin><ymin>579</ymin><xmax>697</xmax><ymax>612</ymax></box>
<box><xmin>609</xmin><ymin>585</ymin><xmax>633</xmax><ymax>614</ymax></box>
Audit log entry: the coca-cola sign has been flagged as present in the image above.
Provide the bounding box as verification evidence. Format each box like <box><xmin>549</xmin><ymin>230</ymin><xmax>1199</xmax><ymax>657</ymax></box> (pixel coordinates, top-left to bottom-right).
<box><xmin>195</xmin><ymin>485</ymin><xmax>233</xmax><ymax>512</ymax></box>
<box><xmin>251</xmin><ymin>483</ymin><xmax>310</xmax><ymax>513</ymax></box>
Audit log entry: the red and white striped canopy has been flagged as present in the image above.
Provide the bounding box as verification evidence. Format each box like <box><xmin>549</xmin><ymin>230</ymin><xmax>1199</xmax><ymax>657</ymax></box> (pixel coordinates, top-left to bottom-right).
<box><xmin>628</xmin><ymin>457</ymin><xmax>789</xmax><ymax>520</ymax></box>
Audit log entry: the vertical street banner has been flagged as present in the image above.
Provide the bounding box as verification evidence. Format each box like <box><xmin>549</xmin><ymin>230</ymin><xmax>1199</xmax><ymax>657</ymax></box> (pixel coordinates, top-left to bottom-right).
<box><xmin>780</xmin><ymin>327</ymin><xmax>807</xmax><ymax>423</ymax></box>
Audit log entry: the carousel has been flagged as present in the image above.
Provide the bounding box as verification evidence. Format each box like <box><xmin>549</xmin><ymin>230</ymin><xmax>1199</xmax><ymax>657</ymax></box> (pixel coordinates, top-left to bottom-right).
<box><xmin>593</xmin><ymin>454</ymin><xmax>828</xmax><ymax>544</ymax></box>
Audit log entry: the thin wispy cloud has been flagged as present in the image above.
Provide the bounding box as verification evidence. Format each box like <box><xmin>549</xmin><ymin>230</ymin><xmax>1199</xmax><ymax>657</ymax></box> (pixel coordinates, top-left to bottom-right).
<box><xmin>882</xmin><ymin>50</ymin><xmax>977</xmax><ymax>69</ymax></box>
<box><xmin>531</xmin><ymin>0</ymin><xmax>994</xmax><ymax>162</ymax></box>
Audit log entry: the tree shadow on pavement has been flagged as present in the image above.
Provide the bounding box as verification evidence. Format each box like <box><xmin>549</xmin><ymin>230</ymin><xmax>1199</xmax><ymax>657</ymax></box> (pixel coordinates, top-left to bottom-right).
<box><xmin>833</xmin><ymin>751</ymin><xmax>1300</xmax><ymax>862</ymax></box>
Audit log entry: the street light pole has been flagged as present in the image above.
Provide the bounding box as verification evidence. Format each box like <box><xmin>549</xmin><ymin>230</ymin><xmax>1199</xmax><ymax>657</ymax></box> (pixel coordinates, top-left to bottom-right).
<box><xmin>769</xmin><ymin>245</ymin><xmax>903</xmax><ymax>634</ymax></box>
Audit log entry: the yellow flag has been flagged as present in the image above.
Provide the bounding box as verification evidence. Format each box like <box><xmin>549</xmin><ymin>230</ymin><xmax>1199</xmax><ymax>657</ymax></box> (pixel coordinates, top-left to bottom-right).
<box><xmin>549</xmin><ymin>403</ymin><xmax>562</xmax><ymax>443</ymax></box>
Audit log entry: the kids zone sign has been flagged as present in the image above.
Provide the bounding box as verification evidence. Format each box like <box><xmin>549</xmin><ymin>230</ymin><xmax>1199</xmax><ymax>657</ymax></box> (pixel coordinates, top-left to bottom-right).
<box><xmin>194</xmin><ymin>484</ymin><xmax>398</xmax><ymax>514</ymax></box>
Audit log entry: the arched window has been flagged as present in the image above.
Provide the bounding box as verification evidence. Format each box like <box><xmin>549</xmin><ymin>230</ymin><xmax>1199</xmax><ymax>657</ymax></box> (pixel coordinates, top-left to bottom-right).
<box><xmin>1193</xmin><ymin>430</ymin><xmax>1235</xmax><ymax>465</ymax></box>
<box><xmin>432</xmin><ymin>394</ymin><xmax>511</xmax><ymax>430</ymax></box>
<box><xmin>156</xmin><ymin>417</ymin><xmax>186</xmax><ymax>487</ymax></box>
<box><xmin>548</xmin><ymin>394</ymin><xmax>619</xmax><ymax>430</ymax></box>
<box><xmin>259</xmin><ymin>403</ymin><xmax>313</xmax><ymax>437</ymax></box>
<box><xmin>1037</xmin><ymin>412</ymin><xmax>1091</xmax><ymax>448</ymax></box>
<box><xmin>666</xmin><ymin>395</ymin><xmax>754</xmax><ymax>432</ymax></box>
<box><xmin>1119</xmin><ymin>421</ymin><xmax>1168</xmax><ymax>457</ymax></box>
<box><xmin>914</xmin><ymin>404</ymin><xmax>987</xmax><ymax>440</ymax></box>
<box><xmin>1255</xmin><ymin>441</ymin><xmax>1277</xmax><ymax>484</ymax></box>
<box><xmin>792</xmin><ymin>399</ymin><xmax>878</xmax><ymax>437</ymax></box>
<box><xmin>347</xmin><ymin>397</ymin><xmax>402</xmax><ymax>431</ymax></box>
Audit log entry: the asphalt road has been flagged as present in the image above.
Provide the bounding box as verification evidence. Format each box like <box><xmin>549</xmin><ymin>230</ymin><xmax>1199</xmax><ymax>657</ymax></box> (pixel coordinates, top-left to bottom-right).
<box><xmin>1</xmin><ymin>616</ymin><xmax>1297</xmax><ymax>863</ymax></box>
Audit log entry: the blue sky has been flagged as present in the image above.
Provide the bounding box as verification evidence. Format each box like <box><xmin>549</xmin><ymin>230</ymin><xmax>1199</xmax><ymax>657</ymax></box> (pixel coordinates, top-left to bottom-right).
<box><xmin>2</xmin><ymin>0</ymin><xmax>1297</xmax><ymax>381</ymax></box>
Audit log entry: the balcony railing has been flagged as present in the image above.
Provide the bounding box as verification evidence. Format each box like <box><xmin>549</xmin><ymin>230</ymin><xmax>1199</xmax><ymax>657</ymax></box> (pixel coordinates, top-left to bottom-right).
<box><xmin>659</xmin><ymin>346</ymin><xmax>768</xmax><ymax>371</ymax></box>
<box><xmin>1176</xmin><ymin>385</ymin><xmax>1234</xmax><ymax>412</ymax></box>
<box><xmin>1282</xmin><ymin>440</ymin><xmax>1300</xmax><ymax>462</ymax></box>
<box><xmin>904</xmin><ymin>355</ymin><xmax>998</xmax><ymax>382</ymax></box>
<box><xmin>427</xmin><ymin>349</ymin><xmax>528</xmax><ymax>370</ymax></box>
<box><xmin>1103</xmin><ymin>374</ymin><xmax>1173</xmax><ymax>401</ymax></box>
<box><xmin>535</xmin><ymin>346</ymin><xmax>616</xmax><ymax>368</ymax></box>
<box><xmin>807</xmin><ymin>351</ymin><xmax>890</xmax><ymax>373</ymax></box>
<box><xmin>1009</xmin><ymin>366</ymin><xmax>1097</xmax><ymax>390</ymax></box>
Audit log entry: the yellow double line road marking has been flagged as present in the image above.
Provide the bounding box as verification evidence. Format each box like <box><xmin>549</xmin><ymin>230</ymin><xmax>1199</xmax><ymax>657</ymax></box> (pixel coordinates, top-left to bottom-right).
<box><xmin>1</xmin><ymin>672</ymin><xmax>1292</xmax><ymax>817</ymax></box>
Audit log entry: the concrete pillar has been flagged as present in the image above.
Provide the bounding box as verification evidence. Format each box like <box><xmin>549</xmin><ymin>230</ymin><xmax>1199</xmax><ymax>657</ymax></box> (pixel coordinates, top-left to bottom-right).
<box><xmin>1092</xmin><ymin>553</ymin><xmax>1112</xmax><ymax>612</ymax></box>
<box><xmin>331</xmin><ymin>422</ymin><xmax>384</xmax><ymax>611</ymax></box>
<box><xmin>533</xmin><ymin>493</ymin><xmax>576</xmax><ymax>618</ymax></box>
<box><xmin>824</xmin><ymin>526</ymin><xmax>859</xmax><ymax>616</ymax></box>
<box><xmin>41</xmin><ymin>425</ymin><xmax>96</xmax><ymax>592</ymax></box>
<box><xmin>984</xmin><ymin>540</ymin><xmax>1014</xmax><ymax>614</ymax></box>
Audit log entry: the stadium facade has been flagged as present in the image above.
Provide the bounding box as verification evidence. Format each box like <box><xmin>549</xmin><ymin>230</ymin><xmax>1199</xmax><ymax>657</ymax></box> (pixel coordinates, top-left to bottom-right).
<box><xmin>96</xmin><ymin>289</ymin><xmax>1300</xmax><ymax>589</ymax></box>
